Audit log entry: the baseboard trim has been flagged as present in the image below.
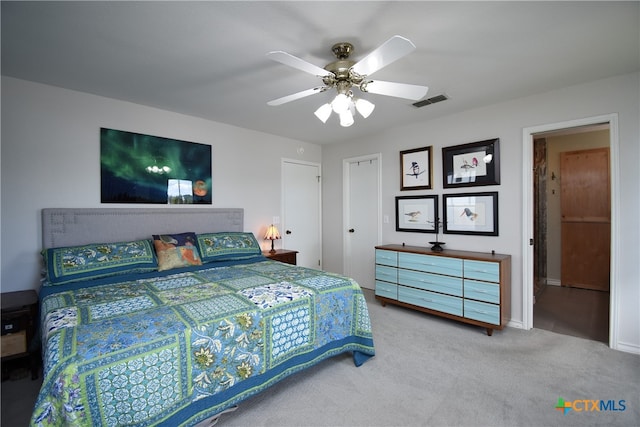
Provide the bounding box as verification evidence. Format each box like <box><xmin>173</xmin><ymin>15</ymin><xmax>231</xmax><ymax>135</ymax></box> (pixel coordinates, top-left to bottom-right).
<box><xmin>613</xmin><ymin>340</ymin><xmax>640</xmax><ymax>355</ymax></box>
<box><xmin>507</xmin><ymin>319</ymin><xmax>524</xmax><ymax>329</ymax></box>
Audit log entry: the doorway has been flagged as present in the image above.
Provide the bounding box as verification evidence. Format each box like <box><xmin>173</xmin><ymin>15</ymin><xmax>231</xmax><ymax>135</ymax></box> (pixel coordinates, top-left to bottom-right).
<box><xmin>343</xmin><ymin>153</ymin><xmax>382</xmax><ymax>290</ymax></box>
<box><xmin>522</xmin><ymin>114</ymin><xmax>619</xmax><ymax>349</ymax></box>
<box><xmin>532</xmin><ymin>129</ymin><xmax>610</xmax><ymax>343</ymax></box>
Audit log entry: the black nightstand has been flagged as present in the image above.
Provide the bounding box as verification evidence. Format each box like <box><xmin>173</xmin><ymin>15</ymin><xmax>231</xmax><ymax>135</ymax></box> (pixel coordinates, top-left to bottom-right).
<box><xmin>263</xmin><ymin>249</ymin><xmax>298</xmax><ymax>265</ymax></box>
<box><xmin>1</xmin><ymin>290</ymin><xmax>40</xmax><ymax>380</ymax></box>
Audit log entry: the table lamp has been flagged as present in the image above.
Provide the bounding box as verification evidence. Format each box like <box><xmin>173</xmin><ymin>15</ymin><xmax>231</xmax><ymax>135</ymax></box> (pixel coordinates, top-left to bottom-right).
<box><xmin>264</xmin><ymin>224</ymin><xmax>281</xmax><ymax>254</ymax></box>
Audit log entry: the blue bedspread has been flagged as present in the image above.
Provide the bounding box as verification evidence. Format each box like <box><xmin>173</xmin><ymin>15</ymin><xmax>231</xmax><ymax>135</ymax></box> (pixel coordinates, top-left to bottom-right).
<box><xmin>31</xmin><ymin>260</ymin><xmax>375</xmax><ymax>426</ymax></box>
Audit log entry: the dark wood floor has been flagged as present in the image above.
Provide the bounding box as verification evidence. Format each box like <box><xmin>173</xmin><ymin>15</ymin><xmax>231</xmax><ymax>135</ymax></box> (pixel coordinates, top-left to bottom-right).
<box><xmin>533</xmin><ymin>285</ymin><xmax>609</xmax><ymax>344</ymax></box>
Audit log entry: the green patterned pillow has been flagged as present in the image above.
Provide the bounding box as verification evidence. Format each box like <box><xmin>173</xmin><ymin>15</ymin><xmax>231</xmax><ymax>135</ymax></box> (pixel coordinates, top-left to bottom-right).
<box><xmin>197</xmin><ymin>232</ymin><xmax>262</xmax><ymax>262</ymax></box>
<box><xmin>43</xmin><ymin>239</ymin><xmax>157</xmax><ymax>285</ymax></box>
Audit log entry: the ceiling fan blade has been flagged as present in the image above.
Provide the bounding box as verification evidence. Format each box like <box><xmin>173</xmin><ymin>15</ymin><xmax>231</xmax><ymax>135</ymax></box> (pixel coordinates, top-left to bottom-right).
<box><xmin>351</xmin><ymin>35</ymin><xmax>416</xmax><ymax>76</ymax></box>
<box><xmin>267</xmin><ymin>51</ymin><xmax>332</xmax><ymax>77</ymax></box>
<box><xmin>361</xmin><ymin>80</ymin><xmax>429</xmax><ymax>101</ymax></box>
<box><xmin>267</xmin><ymin>86</ymin><xmax>327</xmax><ymax>106</ymax></box>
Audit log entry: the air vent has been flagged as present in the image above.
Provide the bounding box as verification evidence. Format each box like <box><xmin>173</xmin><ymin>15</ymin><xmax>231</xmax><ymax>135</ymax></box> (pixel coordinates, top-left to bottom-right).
<box><xmin>413</xmin><ymin>94</ymin><xmax>449</xmax><ymax>108</ymax></box>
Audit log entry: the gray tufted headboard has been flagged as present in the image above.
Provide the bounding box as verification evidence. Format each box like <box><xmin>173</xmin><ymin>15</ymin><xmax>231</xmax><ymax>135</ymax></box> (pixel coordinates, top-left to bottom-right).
<box><xmin>42</xmin><ymin>208</ymin><xmax>244</xmax><ymax>249</ymax></box>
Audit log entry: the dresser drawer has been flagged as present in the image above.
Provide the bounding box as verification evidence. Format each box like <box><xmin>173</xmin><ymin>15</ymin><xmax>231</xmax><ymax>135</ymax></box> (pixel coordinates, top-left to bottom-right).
<box><xmin>398</xmin><ymin>286</ymin><xmax>463</xmax><ymax>317</ymax></box>
<box><xmin>464</xmin><ymin>279</ymin><xmax>500</xmax><ymax>304</ymax></box>
<box><xmin>375</xmin><ymin>249</ymin><xmax>398</xmax><ymax>267</ymax></box>
<box><xmin>375</xmin><ymin>281</ymin><xmax>398</xmax><ymax>299</ymax></box>
<box><xmin>464</xmin><ymin>300</ymin><xmax>500</xmax><ymax>325</ymax></box>
<box><xmin>399</xmin><ymin>252</ymin><xmax>463</xmax><ymax>276</ymax></box>
<box><xmin>398</xmin><ymin>269</ymin><xmax>462</xmax><ymax>297</ymax></box>
<box><xmin>375</xmin><ymin>265</ymin><xmax>397</xmax><ymax>283</ymax></box>
<box><xmin>464</xmin><ymin>260</ymin><xmax>500</xmax><ymax>282</ymax></box>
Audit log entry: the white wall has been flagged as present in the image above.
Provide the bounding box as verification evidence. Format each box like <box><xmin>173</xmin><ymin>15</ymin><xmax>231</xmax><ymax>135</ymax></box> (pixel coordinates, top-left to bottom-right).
<box><xmin>322</xmin><ymin>72</ymin><xmax>640</xmax><ymax>353</ymax></box>
<box><xmin>1</xmin><ymin>76</ymin><xmax>321</xmax><ymax>293</ymax></box>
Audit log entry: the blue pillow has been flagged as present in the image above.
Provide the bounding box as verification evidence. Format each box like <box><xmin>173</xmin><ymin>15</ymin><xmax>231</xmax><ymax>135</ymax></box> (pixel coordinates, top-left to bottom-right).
<box><xmin>42</xmin><ymin>239</ymin><xmax>157</xmax><ymax>285</ymax></box>
<box><xmin>196</xmin><ymin>232</ymin><xmax>262</xmax><ymax>263</ymax></box>
<box><xmin>152</xmin><ymin>232</ymin><xmax>203</xmax><ymax>271</ymax></box>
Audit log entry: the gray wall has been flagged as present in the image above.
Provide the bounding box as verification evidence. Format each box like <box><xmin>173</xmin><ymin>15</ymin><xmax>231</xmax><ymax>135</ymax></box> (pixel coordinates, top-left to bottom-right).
<box><xmin>321</xmin><ymin>72</ymin><xmax>639</xmax><ymax>353</ymax></box>
<box><xmin>1</xmin><ymin>76</ymin><xmax>321</xmax><ymax>293</ymax></box>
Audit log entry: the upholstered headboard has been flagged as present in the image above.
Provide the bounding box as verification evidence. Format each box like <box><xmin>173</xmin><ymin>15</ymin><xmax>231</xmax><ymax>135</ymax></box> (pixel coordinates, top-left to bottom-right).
<box><xmin>42</xmin><ymin>208</ymin><xmax>244</xmax><ymax>249</ymax></box>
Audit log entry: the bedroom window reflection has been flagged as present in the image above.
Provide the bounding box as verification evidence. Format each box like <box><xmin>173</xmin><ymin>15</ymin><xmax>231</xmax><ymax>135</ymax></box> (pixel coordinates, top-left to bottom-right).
<box><xmin>168</xmin><ymin>179</ymin><xmax>193</xmax><ymax>204</ymax></box>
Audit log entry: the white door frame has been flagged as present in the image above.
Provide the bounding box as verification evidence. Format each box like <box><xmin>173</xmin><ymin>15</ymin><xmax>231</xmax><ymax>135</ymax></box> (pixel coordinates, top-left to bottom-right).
<box><xmin>281</xmin><ymin>158</ymin><xmax>322</xmax><ymax>268</ymax></box>
<box><xmin>342</xmin><ymin>153</ymin><xmax>382</xmax><ymax>278</ymax></box>
<box><xmin>521</xmin><ymin>113</ymin><xmax>619</xmax><ymax>349</ymax></box>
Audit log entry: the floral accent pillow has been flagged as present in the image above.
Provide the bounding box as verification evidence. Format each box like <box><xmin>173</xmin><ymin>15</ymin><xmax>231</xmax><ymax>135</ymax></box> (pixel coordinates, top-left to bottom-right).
<box><xmin>196</xmin><ymin>232</ymin><xmax>262</xmax><ymax>263</ymax></box>
<box><xmin>152</xmin><ymin>232</ymin><xmax>203</xmax><ymax>271</ymax></box>
<box><xmin>42</xmin><ymin>239</ymin><xmax>157</xmax><ymax>285</ymax></box>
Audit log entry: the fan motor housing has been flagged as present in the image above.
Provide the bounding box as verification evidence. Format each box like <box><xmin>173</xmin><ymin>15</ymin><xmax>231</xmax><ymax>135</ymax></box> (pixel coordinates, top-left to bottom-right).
<box><xmin>324</xmin><ymin>42</ymin><xmax>359</xmax><ymax>84</ymax></box>
<box><xmin>324</xmin><ymin>59</ymin><xmax>355</xmax><ymax>79</ymax></box>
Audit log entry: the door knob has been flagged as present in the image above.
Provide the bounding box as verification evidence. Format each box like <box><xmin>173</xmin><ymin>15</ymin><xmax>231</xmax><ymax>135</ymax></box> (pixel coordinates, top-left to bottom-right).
<box><xmin>348</xmin><ymin>228</ymin><xmax>355</xmax><ymax>233</ymax></box>
<box><xmin>286</xmin><ymin>230</ymin><xmax>292</xmax><ymax>234</ymax></box>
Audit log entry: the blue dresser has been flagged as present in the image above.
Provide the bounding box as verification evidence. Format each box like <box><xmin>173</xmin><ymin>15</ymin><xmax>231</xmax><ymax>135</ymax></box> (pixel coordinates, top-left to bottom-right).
<box><xmin>375</xmin><ymin>244</ymin><xmax>511</xmax><ymax>336</ymax></box>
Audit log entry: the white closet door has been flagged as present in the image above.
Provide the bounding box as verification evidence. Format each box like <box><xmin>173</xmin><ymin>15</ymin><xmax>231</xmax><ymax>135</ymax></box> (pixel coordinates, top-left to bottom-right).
<box><xmin>344</xmin><ymin>155</ymin><xmax>381</xmax><ymax>289</ymax></box>
<box><xmin>282</xmin><ymin>160</ymin><xmax>322</xmax><ymax>269</ymax></box>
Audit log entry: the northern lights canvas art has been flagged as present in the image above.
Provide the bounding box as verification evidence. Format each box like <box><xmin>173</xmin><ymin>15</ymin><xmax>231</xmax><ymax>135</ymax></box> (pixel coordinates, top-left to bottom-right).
<box><xmin>100</xmin><ymin>128</ymin><xmax>212</xmax><ymax>204</ymax></box>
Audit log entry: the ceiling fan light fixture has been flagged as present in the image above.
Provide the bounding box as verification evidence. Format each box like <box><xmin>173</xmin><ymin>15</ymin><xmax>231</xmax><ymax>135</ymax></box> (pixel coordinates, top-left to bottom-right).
<box><xmin>355</xmin><ymin>98</ymin><xmax>375</xmax><ymax>118</ymax></box>
<box><xmin>267</xmin><ymin>36</ymin><xmax>428</xmax><ymax>128</ymax></box>
<box><xmin>331</xmin><ymin>93</ymin><xmax>351</xmax><ymax>114</ymax></box>
<box><xmin>314</xmin><ymin>103</ymin><xmax>332</xmax><ymax>123</ymax></box>
<box><xmin>339</xmin><ymin>110</ymin><xmax>354</xmax><ymax>127</ymax></box>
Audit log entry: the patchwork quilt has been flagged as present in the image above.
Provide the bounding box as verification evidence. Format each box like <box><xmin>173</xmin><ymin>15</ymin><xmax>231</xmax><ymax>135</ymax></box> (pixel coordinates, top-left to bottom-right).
<box><xmin>31</xmin><ymin>260</ymin><xmax>375</xmax><ymax>426</ymax></box>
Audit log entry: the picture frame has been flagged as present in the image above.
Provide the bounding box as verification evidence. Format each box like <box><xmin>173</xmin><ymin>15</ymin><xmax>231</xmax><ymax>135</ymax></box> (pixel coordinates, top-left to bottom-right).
<box><xmin>395</xmin><ymin>195</ymin><xmax>438</xmax><ymax>233</ymax></box>
<box><xmin>400</xmin><ymin>146</ymin><xmax>433</xmax><ymax>191</ymax></box>
<box><xmin>442</xmin><ymin>138</ymin><xmax>500</xmax><ymax>188</ymax></box>
<box><xmin>443</xmin><ymin>192</ymin><xmax>498</xmax><ymax>236</ymax></box>
<box><xmin>100</xmin><ymin>128</ymin><xmax>212</xmax><ymax>204</ymax></box>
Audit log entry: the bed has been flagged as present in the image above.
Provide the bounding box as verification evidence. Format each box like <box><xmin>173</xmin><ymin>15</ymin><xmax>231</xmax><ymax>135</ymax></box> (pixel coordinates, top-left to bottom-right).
<box><xmin>31</xmin><ymin>208</ymin><xmax>375</xmax><ymax>426</ymax></box>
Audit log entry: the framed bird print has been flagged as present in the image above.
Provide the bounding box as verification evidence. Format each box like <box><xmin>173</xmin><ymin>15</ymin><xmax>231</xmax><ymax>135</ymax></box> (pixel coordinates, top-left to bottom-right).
<box><xmin>395</xmin><ymin>195</ymin><xmax>438</xmax><ymax>233</ymax></box>
<box><xmin>442</xmin><ymin>138</ymin><xmax>500</xmax><ymax>188</ymax></box>
<box><xmin>443</xmin><ymin>192</ymin><xmax>498</xmax><ymax>236</ymax></box>
<box><xmin>400</xmin><ymin>146</ymin><xmax>433</xmax><ymax>190</ymax></box>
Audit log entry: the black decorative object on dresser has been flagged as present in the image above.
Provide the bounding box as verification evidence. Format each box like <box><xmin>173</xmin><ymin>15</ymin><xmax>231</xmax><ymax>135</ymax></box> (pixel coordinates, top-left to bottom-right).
<box><xmin>1</xmin><ymin>290</ymin><xmax>40</xmax><ymax>380</ymax></box>
<box><xmin>375</xmin><ymin>244</ymin><xmax>510</xmax><ymax>336</ymax></box>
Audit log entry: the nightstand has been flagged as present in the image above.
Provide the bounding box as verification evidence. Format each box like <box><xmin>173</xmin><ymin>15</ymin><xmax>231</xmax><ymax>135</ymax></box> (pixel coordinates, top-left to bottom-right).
<box><xmin>1</xmin><ymin>290</ymin><xmax>40</xmax><ymax>380</ymax></box>
<box><xmin>263</xmin><ymin>249</ymin><xmax>298</xmax><ymax>265</ymax></box>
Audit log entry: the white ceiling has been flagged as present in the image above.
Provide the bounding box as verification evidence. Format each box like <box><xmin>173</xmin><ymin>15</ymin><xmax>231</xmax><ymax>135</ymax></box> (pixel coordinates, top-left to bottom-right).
<box><xmin>2</xmin><ymin>1</ymin><xmax>638</xmax><ymax>145</ymax></box>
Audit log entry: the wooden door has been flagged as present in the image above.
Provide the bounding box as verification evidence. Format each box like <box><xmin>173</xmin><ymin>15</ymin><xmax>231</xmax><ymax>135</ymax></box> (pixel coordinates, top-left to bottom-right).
<box><xmin>533</xmin><ymin>138</ymin><xmax>548</xmax><ymax>297</ymax></box>
<box><xmin>560</xmin><ymin>148</ymin><xmax>610</xmax><ymax>291</ymax></box>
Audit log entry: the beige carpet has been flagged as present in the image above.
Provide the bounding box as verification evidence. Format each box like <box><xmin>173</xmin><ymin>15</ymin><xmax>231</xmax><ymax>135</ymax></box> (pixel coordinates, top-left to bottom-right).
<box><xmin>3</xmin><ymin>289</ymin><xmax>638</xmax><ymax>426</ymax></box>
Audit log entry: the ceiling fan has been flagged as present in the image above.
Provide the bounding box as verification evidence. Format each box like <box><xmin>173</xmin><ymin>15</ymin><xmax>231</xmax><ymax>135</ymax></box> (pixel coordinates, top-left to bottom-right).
<box><xmin>266</xmin><ymin>35</ymin><xmax>429</xmax><ymax>127</ymax></box>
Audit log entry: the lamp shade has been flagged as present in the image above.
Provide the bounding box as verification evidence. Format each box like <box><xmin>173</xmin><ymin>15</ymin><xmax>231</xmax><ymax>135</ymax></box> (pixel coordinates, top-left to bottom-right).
<box><xmin>355</xmin><ymin>98</ymin><xmax>375</xmax><ymax>118</ymax></box>
<box><xmin>264</xmin><ymin>224</ymin><xmax>281</xmax><ymax>240</ymax></box>
<box><xmin>339</xmin><ymin>110</ymin><xmax>354</xmax><ymax>127</ymax></box>
<box><xmin>314</xmin><ymin>103</ymin><xmax>332</xmax><ymax>123</ymax></box>
<box><xmin>331</xmin><ymin>93</ymin><xmax>351</xmax><ymax>114</ymax></box>
<box><xmin>264</xmin><ymin>224</ymin><xmax>281</xmax><ymax>254</ymax></box>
